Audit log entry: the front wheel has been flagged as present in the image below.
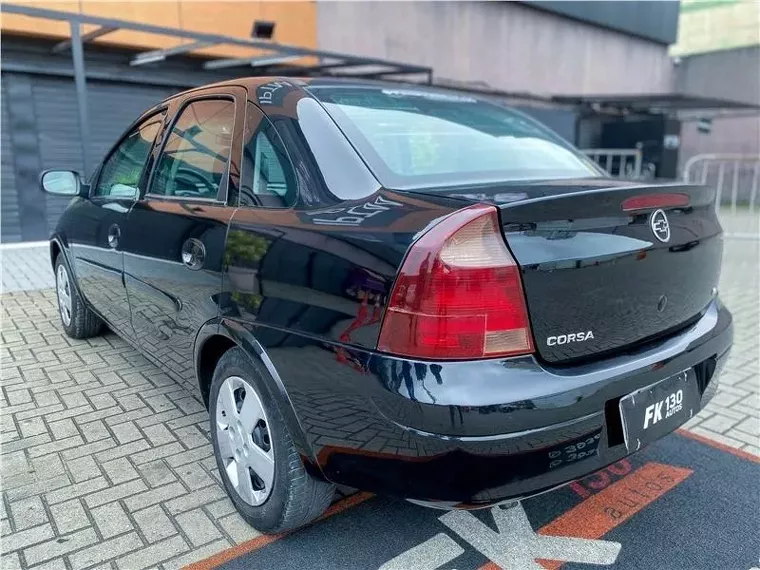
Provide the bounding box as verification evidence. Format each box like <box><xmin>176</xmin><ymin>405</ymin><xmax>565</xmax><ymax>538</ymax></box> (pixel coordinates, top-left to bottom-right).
<box><xmin>54</xmin><ymin>255</ymin><xmax>102</xmax><ymax>339</ymax></box>
<box><xmin>209</xmin><ymin>347</ymin><xmax>335</xmax><ymax>533</ymax></box>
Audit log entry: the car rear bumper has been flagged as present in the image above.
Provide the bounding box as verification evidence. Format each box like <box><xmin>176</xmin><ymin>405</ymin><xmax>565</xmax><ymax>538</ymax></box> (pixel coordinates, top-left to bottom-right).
<box><xmin>263</xmin><ymin>298</ymin><xmax>732</xmax><ymax>506</ymax></box>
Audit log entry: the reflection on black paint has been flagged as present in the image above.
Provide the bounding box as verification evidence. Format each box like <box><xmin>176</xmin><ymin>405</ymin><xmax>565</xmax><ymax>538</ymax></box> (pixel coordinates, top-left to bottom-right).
<box><xmin>378</xmin><ymin>360</ymin><xmax>445</xmax><ymax>404</ymax></box>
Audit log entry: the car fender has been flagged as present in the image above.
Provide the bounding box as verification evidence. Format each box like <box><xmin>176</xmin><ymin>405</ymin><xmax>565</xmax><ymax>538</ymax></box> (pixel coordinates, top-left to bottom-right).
<box><xmin>194</xmin><ymin>318</ymin><xmax>324</xmax><ymax>478</ymax></box>
<box><xmin>49</xmin><ymin>233</ymin><xmax>70</xmax><ymax>268</ymax></box>
<box><xmin>50</xmin><ymin>233</ymin><xmax>86</xmax><ymax>299</ymax></box>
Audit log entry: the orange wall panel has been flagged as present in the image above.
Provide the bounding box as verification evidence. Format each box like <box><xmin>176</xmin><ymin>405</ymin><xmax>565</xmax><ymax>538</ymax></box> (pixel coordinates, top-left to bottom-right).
<box><xmin>1</xmin><ymin>1</ymin><xmax>80</xmax><ymax>39</ymax></box>
<box><xmin>2</xmin><ymin>1</ymin><xmax>317</xmax><ymax>58</ymax></box>
<box><xmin>80</xmin><ymin>1</ymin><xmax>183</xmax><ymax>51</ymax></box>
<box><xmin>178</xmin><ymin>1</ymin><xmax>317</xmax><ymax>59</ymax></box>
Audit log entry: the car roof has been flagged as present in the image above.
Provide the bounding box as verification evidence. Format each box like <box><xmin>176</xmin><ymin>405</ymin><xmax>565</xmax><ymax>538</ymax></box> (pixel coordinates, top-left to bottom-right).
<box><xmin>162</xmin><ymin>76</ymin><xmax>486</xmax><ymax>106</ymax></box>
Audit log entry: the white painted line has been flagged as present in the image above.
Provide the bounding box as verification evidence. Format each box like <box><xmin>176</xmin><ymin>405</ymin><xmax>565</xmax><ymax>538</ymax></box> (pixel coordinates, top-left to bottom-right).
<box><xmin>0</xmin><ymin>241</ymin><xmax>49</xmax><ymax>250</ymax></box>
<box><xmin>439</xmin><ymin>504</ymin><xmax>621</xmax><ymax>569</ymax></box>
<box><xmin>724</xmin><ymin>233</ymin><xmax>760</xmax><ymax>240</ymax></box>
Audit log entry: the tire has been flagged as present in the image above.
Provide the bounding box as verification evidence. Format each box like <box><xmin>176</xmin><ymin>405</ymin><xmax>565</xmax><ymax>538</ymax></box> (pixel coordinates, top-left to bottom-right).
<box><xmin>54</xmin><ymin>254</ymin><xmax>103</xmax><ymax>339</ymax></box>
<box><xmin>209</xmin><ymin>347</ymin><xmax>335</xmax><ymax>533</ymax></box>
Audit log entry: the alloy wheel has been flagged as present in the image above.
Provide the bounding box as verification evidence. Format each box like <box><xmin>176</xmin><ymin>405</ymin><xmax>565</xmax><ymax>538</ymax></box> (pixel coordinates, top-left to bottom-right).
<box><xmin>215</xmin><ymin>375</ymin><xmax>275</xmax><ymax>506</ymax></box>
<box><xmin>56</xmin><ymin>264</ymin><xmax>72</xmax><ymax>326</ymax></box>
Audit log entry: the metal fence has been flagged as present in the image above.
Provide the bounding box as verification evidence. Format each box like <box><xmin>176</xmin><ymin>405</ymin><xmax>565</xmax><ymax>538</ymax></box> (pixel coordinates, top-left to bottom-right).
<box><xmin>581</xmin><ymin>148</ymin><xmax>645</xmax><ymax>179</ymax></box>
<box><xmin>584</xmin><ymin>150</ymin><xmax>758</xmax><ymax>238</ymax></box>
<box><xmin>683</xmin><ymin>154</ymin><xmax>760</xmax><ymax>214</ymax></box>
<box><xmin>583</xmin><ymin>150</ymin><xmax>760</xmax><ymax>216</ymax></box>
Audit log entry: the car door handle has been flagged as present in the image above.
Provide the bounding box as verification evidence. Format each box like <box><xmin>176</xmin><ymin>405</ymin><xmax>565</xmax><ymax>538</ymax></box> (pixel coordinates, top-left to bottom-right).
<box><xmin>107</xmin><ymin>224</ymin><xmax>121</xmax><ymax>249</ymax></box>
<box><xmin>181</xmin><ymin>238</ymin><xmax>205</xmax><ymax>270</ymax></box>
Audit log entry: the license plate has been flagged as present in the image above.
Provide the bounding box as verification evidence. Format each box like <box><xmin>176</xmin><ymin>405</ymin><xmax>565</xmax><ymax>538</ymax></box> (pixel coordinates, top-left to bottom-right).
<box><xmin>619</xmin><ymin>369</ymin><xmax>700</xmax><ymax>452</ymax></box>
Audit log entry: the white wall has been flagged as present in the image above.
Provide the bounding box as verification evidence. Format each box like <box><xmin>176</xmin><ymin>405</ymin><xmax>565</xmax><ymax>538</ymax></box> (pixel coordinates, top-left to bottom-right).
<box><xmin>317</xmin><ymin>1</ymin><xmax>674</xmax><ymax>96</ymax></box>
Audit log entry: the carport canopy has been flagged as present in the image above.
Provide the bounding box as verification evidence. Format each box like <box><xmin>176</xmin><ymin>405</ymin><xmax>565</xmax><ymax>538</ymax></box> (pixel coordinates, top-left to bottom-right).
<box><xmin>2</xmin><ymin>2</ymin><xmax>433</xmax><ymax>175</ymax></box>
<box><xmin>551</xmin><ymin>93</ymin><xmax>760</xmax><ymax>114</ymax></box>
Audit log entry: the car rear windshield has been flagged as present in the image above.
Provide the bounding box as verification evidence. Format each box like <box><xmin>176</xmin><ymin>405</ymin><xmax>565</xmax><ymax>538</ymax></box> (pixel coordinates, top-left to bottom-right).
<box><xmin>307</xmin><ymin>86</ymin><xmax>601</xmax><ymax>188</ymax></box>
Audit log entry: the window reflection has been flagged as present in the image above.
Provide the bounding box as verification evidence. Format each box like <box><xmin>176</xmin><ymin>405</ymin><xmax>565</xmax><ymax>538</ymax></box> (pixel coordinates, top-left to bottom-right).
<box><xmin>150</xmin><ymin>99</ymin><xmax>234</xmax><ymax>199</ymax></box>
<box><xmin>95</xmin><ymin>114</ymin><xmax>163</xmax><ymax>198</ymax></box>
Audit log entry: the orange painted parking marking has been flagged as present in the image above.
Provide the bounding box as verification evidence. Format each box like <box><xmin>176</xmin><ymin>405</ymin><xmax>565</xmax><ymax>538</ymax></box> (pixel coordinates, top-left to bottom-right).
<box><xmin>479</xmin><ymin>462</ymin><xmax>693</xmax><ymax>570</ymax></box>
<box><xmin>183</xmin><ymin>491</ymin><xmax>374</xmax><ymax>570</ymax></box>
<box><xmin>677</xmin><ymin>428</ymin><xmax>760</xmax><ymax>464</ymax></box>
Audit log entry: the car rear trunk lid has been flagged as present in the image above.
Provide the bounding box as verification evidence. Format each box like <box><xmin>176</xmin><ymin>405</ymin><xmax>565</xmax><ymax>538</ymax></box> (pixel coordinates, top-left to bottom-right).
<box><xmin>400</xmin><ymin>178</ymin><xmax>723</xmax><ymax>364</ymax></box>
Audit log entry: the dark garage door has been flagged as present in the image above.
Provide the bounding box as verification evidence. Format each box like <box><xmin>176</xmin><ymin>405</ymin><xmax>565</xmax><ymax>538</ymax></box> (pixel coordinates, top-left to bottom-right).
<box><xmin>1</xmin><ymin>88</ymin><xmax>20</xmax><ymax>243</ymax></box>
<box><xmin>1</xmin><ymin>73</ymin><xmax>179</xmax><ymax>243</ymax></box>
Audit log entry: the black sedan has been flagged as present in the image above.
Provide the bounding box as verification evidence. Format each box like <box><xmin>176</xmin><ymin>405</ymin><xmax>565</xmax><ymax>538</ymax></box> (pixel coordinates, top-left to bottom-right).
<box><xmin>40</xmin><ymin>78</ymin><xmax>733</xmax><ymax>533</ymax></box>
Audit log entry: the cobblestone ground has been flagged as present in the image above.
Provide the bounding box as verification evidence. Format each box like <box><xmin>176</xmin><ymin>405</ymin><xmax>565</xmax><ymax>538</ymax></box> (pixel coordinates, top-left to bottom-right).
<box><xmin>1</xmin><ymin>224</ymin><xmax>758</xmax><ymax>570</ymax></box>
<box><xmin>682</xmin><ymin>237</ymin><xmax>760</xmax><ymax>453</ymax></box>
<box><xmin>1</xmin><ymin>292</ymin><xmax>260</xmax><ymax>570</ymax></box>
<box><xmin>1</xmin><ymin>244</ymin><xmax>54</xmax><ymax>293</ymax></box>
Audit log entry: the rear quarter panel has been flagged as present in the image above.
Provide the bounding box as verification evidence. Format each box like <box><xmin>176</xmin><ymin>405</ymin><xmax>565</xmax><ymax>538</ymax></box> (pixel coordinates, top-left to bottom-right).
<box><xmin>222</xmin><ymin>81</ymin><xmax>466</xmax><ymax>350</ymax></box>
<box><xmin>221</xmin><ymin>190</ymin><xmax>459</xmax><ymax>350</ymax></box>
<box><xmin>219</xmin><ymin>190</ymin><xmax>462</xmax><ymax>483</ymax></box>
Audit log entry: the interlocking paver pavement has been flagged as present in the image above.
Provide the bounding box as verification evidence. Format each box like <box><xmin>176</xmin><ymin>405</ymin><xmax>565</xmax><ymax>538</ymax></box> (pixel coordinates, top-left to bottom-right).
<box><xmin>0</xmin><ymin>290</ymin><xmax>262</xmax><ymax>570</ymax></box>
<box><xmin>682</xmin><ymin>234</ymin><xmax>760</xmax><ymax>454</ymax></box>
<box><xmin>0</xmin><ymin>244</ymin><xmax>54</xmax><ymax>293</ymax></box>
<box><xmin>1</xmin><ymin>213</ymin><xmax>758</xmax><ymax>569</ymax></box>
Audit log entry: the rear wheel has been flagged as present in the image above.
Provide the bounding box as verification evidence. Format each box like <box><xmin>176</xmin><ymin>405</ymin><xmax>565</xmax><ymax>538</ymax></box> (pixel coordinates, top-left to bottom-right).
<box><xmin>209</xmin><ymin>347</ymin><xmax>334</xmax><ymax>533</ymax></box>
<box><xmin>54</xmin><ymin>255</ymin><xmax>102</xmax><ymax>339</ymax></box>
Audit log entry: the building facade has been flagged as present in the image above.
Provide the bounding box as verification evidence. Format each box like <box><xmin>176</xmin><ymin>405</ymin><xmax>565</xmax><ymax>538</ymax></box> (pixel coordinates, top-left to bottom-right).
<box><xmin>317</xmin><ymin>1</ymin><xmax>678</xmax><ymax>96</ymax></box>
<box><xmin>671</xmin><ymin>0</ymin><xmax>760</xmax><ymax>170</ymax></box>
<box><xmin>2</xmin><ymin>0</ymin><xmax>318</xmax><ymax>58</ymax></box>
<box><xmin>676</xmin><ymin>46</ymin><xmax>760</xmax><ymax>164</ymax></box>
<box><xmin>671</xmin><ymin>0</ymin><xmax>760</xmax><ymax>57</ymax></box>
<box><xmin>1</xmin><ymin>1</ymin><xmax>684</xmax><ymax>243</ymax></box>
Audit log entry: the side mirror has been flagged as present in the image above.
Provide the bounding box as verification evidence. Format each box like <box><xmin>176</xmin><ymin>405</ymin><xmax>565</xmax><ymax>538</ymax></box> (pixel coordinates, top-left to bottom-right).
<box><xmin>39</xmin><ymin>170</ymin><xmax>88</xmax><ymax>197</ymax></box>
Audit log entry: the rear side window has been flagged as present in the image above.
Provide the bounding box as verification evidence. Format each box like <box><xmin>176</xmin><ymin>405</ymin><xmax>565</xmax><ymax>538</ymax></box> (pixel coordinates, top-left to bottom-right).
<box><xmin>240</xmin><ymin>109</ymin><xmax>297</xmax><ymax>208</ymax></box>
<box><xmin>94</xmin><ymin>113</ymin><xmax>163</xmax><ymax>198</ymax></box>
<box><xmin>150</xmin><ymin>99</ymin><xmax>235</xmax><ymax>200</ymax></box>
<box><xmin>308</xmin><ymin>86</ymin><xmax>600</xmax><ymax>188</ymax></box>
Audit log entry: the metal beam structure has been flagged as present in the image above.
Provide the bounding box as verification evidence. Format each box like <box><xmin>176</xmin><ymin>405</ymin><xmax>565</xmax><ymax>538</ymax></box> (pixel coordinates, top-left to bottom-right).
<box><xmin>51</xmin><ymin>25</ymin><xmax>117</xmax><ymax>54</ymax></box>
<box><xmin>131</xmin><ymin>41</ymin><xmax>216</xmax><ymax>67</ymax></box>
<box><xmin>203</xmin><ymin>54</ymin><xmax>303</xmax><ymax>71</ymax></box>
<box><xmin>552</xmin><ymin>93</ymin><xmax>760</xmax><ymax>113</ymax></box>
<box><xmin>3</xmin><ymin>3</ymin><xmax>432</xmax><ymax>77</ymax></box>
<box><xmin>265</xmin><ymin>60</ymin><xmax>375</xmax><ymax>76</ymax></box>
<box><xmin>2</xmin><ymin>2</ymin><xmax>433</xmax><ymax>178</ymax></box>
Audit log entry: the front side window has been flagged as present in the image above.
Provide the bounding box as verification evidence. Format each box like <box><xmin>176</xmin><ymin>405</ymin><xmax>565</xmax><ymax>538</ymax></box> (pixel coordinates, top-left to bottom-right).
<box><xmin>150</xmin><ymin>99</ymin><xmax>235</xmax><ymax>200</ymax></box>
<box><xmin>308</xmin><ymin>86</ymin><xmax>601</xmax><ymax>188</ymax></box>
<box><xmin>94</xmin><ymin>113</ymin><xmax>163</xmax><ymax>198</ymax></box>
<box><xmin>240</xmin><ymin>113</ymin><xmax>297</xmax><ymax>208</ymax></box>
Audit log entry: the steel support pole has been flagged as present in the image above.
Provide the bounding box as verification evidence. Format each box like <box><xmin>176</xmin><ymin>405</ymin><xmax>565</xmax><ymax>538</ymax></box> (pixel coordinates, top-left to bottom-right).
<box><xmin>70</xmin><ymin>21</ymin><xmax>93</xmax><ymax>177</ymax></box>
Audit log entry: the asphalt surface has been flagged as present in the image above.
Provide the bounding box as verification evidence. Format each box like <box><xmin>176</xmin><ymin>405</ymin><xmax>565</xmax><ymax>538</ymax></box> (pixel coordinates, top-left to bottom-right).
<box><xmin>199</xmin><ymin>432</ymin><xmax>758</xmax><ymax>570</ymax></box>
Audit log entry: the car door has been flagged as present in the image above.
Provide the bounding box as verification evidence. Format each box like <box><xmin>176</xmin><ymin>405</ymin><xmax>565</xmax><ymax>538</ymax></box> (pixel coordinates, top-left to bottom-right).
<box><xmin>122</xmin><ymin>88</ymin><xmax>244</xmax><ymax>383</ymax></box>
<box><xmin>68</xmin><ymin>109</ymin><xmax>165</xmax><ymax>339</ymax></box>
<box><xmin>221</xmin><ymin>102</ymin><xmax>301</xmax><ymax>339</ymax></box>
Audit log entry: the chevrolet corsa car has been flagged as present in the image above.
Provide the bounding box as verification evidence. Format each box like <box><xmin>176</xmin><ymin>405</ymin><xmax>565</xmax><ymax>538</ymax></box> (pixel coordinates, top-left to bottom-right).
<box><xmin>41</xmin><ymin>78</ymin><xmax>733</xmax><ymax>533</ymax></box>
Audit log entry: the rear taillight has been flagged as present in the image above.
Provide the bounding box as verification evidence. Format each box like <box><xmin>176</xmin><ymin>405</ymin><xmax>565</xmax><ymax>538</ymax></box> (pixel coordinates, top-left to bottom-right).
<box><xmin>377</xmin><ymin>204</ymin><xmax>534</xmax><ymax>360</ymax></box>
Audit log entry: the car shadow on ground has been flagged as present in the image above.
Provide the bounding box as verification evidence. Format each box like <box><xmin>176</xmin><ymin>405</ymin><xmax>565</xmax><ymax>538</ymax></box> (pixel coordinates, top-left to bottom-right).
<box><xmin>191</xmin><ymin>432</ymin><xmax>759</xmax><ymax>570</ymax></box>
